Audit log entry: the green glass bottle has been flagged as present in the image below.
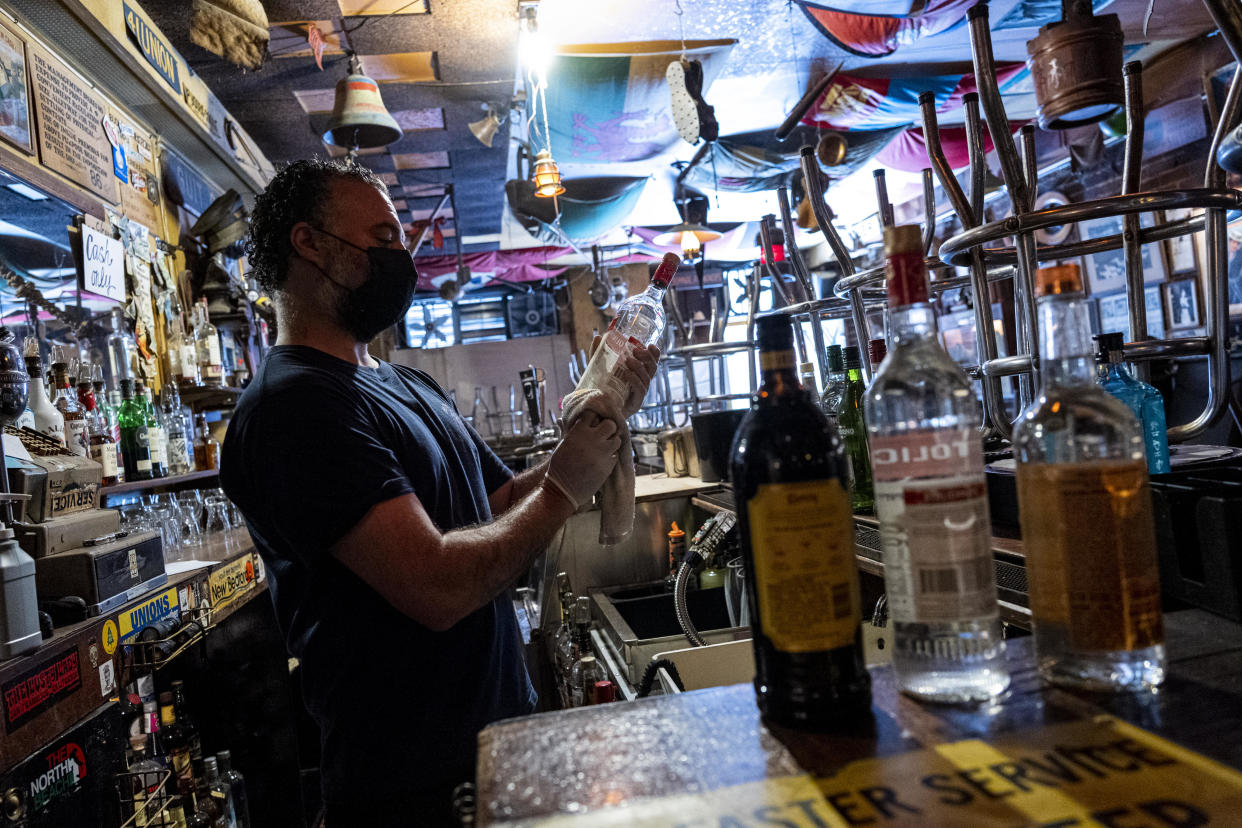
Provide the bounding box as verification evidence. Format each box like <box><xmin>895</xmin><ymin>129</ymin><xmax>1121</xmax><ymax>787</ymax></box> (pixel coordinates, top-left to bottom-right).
<box><xmin>118</xmin><ymin>379</ymin><xmax>153</xmax><ymax>482</ymax></box>
<box><xmin>837</xmin><ymin>346</ymin><xmax>874</xmax><ymax>512</ymax></box>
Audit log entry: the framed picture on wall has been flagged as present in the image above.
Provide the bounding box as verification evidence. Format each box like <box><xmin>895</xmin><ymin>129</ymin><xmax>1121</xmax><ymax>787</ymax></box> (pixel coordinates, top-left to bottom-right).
<box><xmin>1096</xmin><ymin>292</ymin><xmax>1131</xmax><ymax>340</ymax></box>
<box><xmin>1164</xmin><ymin>277</ymin><xmax>1202</xmax><ymax>330</ymax></box>
<box><xmin>0</xmin><ymin>19</ymin><xmax>33</xmax><ymax>154</ymax></box>
<box><xmin>1145</xmin><ymin>285</ymin><xmax>1165</xmax><ymax>340</ymax></box>
<box><xmin>1080</xmin><ymin>214</ymin><xmax>1167</xmax><ymax>294</ymax></box>
<box><xmin>1162</xmin><ymin>209</ymin><xmax>1199</xmax><ymax>275</ymax></box>
<box><xmin>1229</xmin><ymin>216</ymin><xmax>1242</xmax><ymax>317</ymax></box>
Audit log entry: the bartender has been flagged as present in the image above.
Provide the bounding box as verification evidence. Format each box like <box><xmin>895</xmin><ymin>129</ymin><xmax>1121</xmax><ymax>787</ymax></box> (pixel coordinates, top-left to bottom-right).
<box><xmin>220</xmin><ymin>159</ymin><xmax>660</xmax><ymax>824</ymax></box>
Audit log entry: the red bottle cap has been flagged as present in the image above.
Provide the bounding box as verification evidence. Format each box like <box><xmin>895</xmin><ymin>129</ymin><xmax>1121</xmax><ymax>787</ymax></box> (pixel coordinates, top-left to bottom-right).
<box><xmin>868</xmin><ymin>338</ymin><xmax>887</xmax><ymax>367</ymax></box>
<box><xmin>883</xmin><ymin>225</ymin><xmax>929</xmax><ymax>308</ymax></box>
<box><xmin>650</xmin><ymin>252</ymin><xmax>680</xmax><ymax>289</ymax></box>
<box><xmin>593</xmin><ymin>680</ymin><xmax>616</xmax><ymax>703</ymax></box>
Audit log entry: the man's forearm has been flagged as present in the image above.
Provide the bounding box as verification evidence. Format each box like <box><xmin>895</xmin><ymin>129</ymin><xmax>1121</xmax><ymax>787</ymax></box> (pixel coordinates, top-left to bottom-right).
<box><xmin>436</xmin><ymin>479</ymin><xmax>571</xmax><ymax>624</ymax></box>
<box><xmin>508</xmin><ymin>460</ymin><xmax>548</xmax><ymax>503</ymax></box>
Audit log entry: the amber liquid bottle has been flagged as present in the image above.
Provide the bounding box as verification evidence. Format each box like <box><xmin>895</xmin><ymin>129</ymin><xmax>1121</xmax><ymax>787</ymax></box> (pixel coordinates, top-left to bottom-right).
<box><xmin>731</xmin><ymin>312</ymin><xmax>870</xmax><ymax>730</ymax></box>
<box><xmin>1013</xmin><ymin>263</ymin><xmax>1164</xmax><ymax>692</ymax></box>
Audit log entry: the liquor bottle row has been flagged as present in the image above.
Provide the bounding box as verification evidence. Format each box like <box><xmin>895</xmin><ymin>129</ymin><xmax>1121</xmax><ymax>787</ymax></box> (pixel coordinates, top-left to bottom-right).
<box><xmin>121</xmin><ymin>677</ymin><xmax>250</xmax><ymax>828</ymax></box>
<box><xmin>732</xmin><ymin>224</ymin><xmax>1167</xmax><ymax>731</ymax></box>
<box><xmin>17</xmin><ymin>341</ymin><xmax>220</xmax><ymax>482</ymax></box>
<box><xmin>551</xmin><ymin>574</ymin><xmax>616</xmax><ymax>708</ymax></box>
<box><xmin>107</xmin><ymin>299</ymin><xmax>230</xmax><ymax>392</ymax></box>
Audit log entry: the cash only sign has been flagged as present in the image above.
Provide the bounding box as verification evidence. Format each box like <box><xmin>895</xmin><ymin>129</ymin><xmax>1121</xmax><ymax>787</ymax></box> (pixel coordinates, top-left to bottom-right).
<box><xmin>515</xmin><ymin>716</ymin><xmax>1242</xmax><ymax>827</ymax></box>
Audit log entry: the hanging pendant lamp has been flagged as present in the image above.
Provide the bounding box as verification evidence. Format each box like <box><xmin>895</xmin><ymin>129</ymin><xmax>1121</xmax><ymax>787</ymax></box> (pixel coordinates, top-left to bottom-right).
<box><xmin>324</xmin><ymin>55</ymin><xmax>403</xmax><ymax>149</ymax></box>
<box><xmin>531</xmin><ymin>149</ymin><xmax>565</xmax><ymax>198</ymax></box>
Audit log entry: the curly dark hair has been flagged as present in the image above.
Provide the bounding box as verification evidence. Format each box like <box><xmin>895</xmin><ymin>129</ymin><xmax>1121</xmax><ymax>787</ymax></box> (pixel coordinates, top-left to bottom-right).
<box><xmin>245</xmin><ymin>158</ymin><xmax>387</xmax><ymax>293</ymax></box>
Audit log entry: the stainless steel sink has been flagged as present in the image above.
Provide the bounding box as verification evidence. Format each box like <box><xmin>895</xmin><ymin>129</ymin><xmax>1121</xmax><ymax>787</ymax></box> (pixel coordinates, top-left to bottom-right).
<box><xmin>590</xmin><ymin>579</ymin><xmax>751</xmax><ymax>687</ymax></box>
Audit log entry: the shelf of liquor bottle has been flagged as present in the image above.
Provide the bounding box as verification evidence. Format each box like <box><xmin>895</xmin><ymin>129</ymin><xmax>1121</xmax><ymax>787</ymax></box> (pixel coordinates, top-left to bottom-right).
<box><xmin>100</xmin><ymin>468</ymin><xmax>220</xmax><ymax>497</ymax></box>
<box><xmin>479</xmin><ymin>608</ymin><xmax>1242</xmax><ymax>824</ymax></box>
<box><xmin>178</xmin><ymin>384</ymin><xmax>244</xmax><ymax>410</ymax></box>
<box><xmin>0</xmin><ymin>540</ymin><xmax>264</xmax><ymax>776</ymax></box>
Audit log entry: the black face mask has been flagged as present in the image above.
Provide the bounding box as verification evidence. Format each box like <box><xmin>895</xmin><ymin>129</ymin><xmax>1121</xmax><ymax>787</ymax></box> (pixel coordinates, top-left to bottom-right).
<box><xmin>309</xmin><ymin>227</ymin><xmax>419</xmax><ymax>342</ymax></box>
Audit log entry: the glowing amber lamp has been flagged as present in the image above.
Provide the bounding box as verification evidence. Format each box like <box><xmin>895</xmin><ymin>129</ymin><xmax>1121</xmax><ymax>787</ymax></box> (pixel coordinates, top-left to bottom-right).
<box><xmin>532</xmin><ymin>149</ymin><xmax>565</xmax><ymax>198</ymax></box>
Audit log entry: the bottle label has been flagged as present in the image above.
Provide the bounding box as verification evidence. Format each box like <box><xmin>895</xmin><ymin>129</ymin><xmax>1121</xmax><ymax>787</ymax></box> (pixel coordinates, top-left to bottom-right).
<box><xmin>149</xmin><ymin>427</ymin><xmax>167</xmax><ymax>466</ymax></box>
<box><xmin>746</xmin><ymin>479</ymin><xmax>860</xmax><ymax>653</ymax></box>
<box><xmin>168</xmin><ymin>342</ymin><xmax>182</xmax><ymax>375</ymax></box>
<box><xmin>759</xmin><ymin>350</ymin><xmax>795</xmax><ymax>372</ymax></box>
<box><xmin>1017</xmin><ymin>461</ymin><xmax>1163</xmax><ymax>653</ymax></box>
<box><xmin>135</xmin><ymin>428</ymin><xmax>152</xmax><ymax>472</ymax></box>
<box><xmin>168</xmin><ymin>437</ymin><xmax>188</xmax><ymax>471</ymax></box>
<box><xmin>871</xmin><ymin>428</ymin><xmax>996</xmax><ymax>624</ymax></box>
<box><xmin>66</xmin><ymin>420</ymin><xmax>89</xmax><ymax>457</ymax></box>
<box><xmin>870</xmin><ymin>427</ymin><xmax>980</xmax><ymax>482</ymax></box>
<box><xmin>91</xmin><ymin>442</ymin><xmax>118</xmax><ymax>478</ymax></box>
<box><xmin>182</xmin><ymin>344</ymin><xmax>199</xmax><ymax>377</ymax></box>
<box><xmin>204</xmin><ymin>337</ymin><xmax>223</xmax><ymax>379</ymax></box>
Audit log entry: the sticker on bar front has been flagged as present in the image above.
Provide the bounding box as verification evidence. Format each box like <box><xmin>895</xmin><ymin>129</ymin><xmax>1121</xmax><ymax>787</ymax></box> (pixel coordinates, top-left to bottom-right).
<box><xmin>811</xmin><ymin>715</ymin><xmax>1242</xmax><ymax>826</ymax></box>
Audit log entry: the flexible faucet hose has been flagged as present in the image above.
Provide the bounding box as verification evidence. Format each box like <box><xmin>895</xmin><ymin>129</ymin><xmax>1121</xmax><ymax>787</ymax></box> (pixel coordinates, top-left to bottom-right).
<box><xmin>674</xmin><ymin>560</ymin><xmax>707</xmax><ymax>647</ymax></box>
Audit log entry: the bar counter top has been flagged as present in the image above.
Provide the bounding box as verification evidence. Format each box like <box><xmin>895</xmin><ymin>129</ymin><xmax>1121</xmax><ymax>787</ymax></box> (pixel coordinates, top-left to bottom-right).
<box><xmin>478</xmin><ymin>609</ymin><xmax>1242</xmax><ymax>825</ymax></box>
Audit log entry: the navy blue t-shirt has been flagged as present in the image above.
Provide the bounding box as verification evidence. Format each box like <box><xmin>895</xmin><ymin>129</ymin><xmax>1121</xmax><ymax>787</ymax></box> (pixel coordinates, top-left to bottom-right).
<box><xmin>220</xmin><ymin>345</ymin><xmax>536</xmax><ymax>808</ymax></box>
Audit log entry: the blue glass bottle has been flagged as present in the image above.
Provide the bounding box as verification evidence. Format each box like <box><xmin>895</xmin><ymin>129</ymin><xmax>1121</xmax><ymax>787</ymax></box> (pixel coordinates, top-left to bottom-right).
<box><xmin>1094</xmin><ymin>333</ymin><xmax>1171</xmax><ymax>475</ymax></box>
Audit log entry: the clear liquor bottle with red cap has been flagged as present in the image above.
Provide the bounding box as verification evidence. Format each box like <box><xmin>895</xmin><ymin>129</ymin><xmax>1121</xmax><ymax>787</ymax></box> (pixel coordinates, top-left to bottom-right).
<box><xmin>572</xmin><ymin>252</ymin><xmax>679</xmax><ymax>408</ymax></box>
<box><xmin>864</xmin><ymin>225</ymin><xmax>1008</xmax><ymax>704</ymax></box>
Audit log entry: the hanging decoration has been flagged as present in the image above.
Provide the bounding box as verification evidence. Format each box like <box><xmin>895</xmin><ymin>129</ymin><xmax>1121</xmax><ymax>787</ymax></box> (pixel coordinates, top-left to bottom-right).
<box><xmin>800</xmin><ymin>65</ymin><xmax>1027</xmax><ymax>131</ymax></box>
<box><xmin>506</xmin><ymin>177</ymin><xmax>647</xmax><ymax>245</ymax></box>
<box><xmin>680</xmin><ymin>125</ymin><xmax>903</xmax><ymax>193</ymax></box>
<box><xmin>875</xmin><ymin>121</ymin><xmax>1029</xmax><ymax>172</ymax></box>
<box><xmin>188</xmin><ymin>0</ymin><xmax>270</xmax><ymax>71</ymax></box>
<box><xmin>531</xmin><ymin>40</ymin><xmax>733</xmax><ymax>165</ymax></box>
<box><xmin>795</xmin><ymin>0</ymin><xmax>974</xmax><ymax>58</ymax></box>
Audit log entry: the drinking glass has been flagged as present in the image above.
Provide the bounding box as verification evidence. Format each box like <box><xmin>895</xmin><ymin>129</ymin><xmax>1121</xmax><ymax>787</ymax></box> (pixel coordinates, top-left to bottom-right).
<box><xmin>725</xmin><ymin>558</ymin><xmax>750</xmax><ymax>628</ymax></box>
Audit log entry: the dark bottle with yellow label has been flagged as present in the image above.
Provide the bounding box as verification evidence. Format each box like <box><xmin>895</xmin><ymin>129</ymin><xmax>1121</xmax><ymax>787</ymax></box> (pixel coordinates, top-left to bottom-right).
<box><xmin>731</xmin><ymin>312</ymin><xmax>871</xmax><ymax>730</ymax></box>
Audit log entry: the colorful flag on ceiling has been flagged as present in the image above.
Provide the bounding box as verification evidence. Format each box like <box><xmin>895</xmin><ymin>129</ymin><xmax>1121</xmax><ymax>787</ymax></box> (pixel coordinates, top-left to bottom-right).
<box><xmin>875</xmin><ymin>121</ymin><xmax>1030</xmax><ymax>173</ymax></box>
<box><xmin>796</xmin><ymin>0</ymin><xmax>975</xmax><ymax>57</ymax></box>
<box><xmin>995</xmin><ymin>0</ymin><xmax>1115</xmax><ymax>30</ymax></box>
<box><xmin>681</xmin><ymin>125</ymin><xmax>905</xmax><ymax>193</ymax></box>
<box><xmin>533</xmin><ymin>40</ymin><xmax>734</xmax><ymax>165</ymax></box>
<box><xmin>800</xmin><ymin>65</ymin><xmax>1027</xmax><ymax>132</ymax></box>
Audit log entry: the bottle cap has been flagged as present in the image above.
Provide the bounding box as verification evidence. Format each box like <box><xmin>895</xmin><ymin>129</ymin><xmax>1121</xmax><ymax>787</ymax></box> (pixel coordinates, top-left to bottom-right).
<box><xmin>594</xmin><ymin>681</ymin><xmax>616</xmax><ymax>703</ymax></box>
<box><xmin>668</xmin><ymin>522</ymin><xmax>685</xmax><ymax>539</ymax></box>
<box><xmin>1093</xmin><ymin>331</ymin><xmax>1125</xmax><ymax>362</ymax></box>
<box><xmin>755</xmin><ymin>313</ymin><xmax>793</xmax><ymax>352</ymax></box>
<box><xmin>580</xmin><ymin>655</ymin><xmax>596</xmax><ymax>664</ymax></box>
<box><xmin>843</xmin><ymin>346</ymin><xmax>862</xmax><ymax>370</ymax></box>
<box><xmin>1035</xmin><ymin>263</ymin><xmax>1083</xmax><ymax>297</ymax></box>
<box><xmin>868</xmin><ymin>338</ymin><xmax>887</xmax><ymax>366</ymax></box>
<box><xmin>825</xmin><ymin>344</ymin><xmax>844</xmax><ymax>372</ymax></box>
<box><xmin>651</xmin><ymin>252</ymin><xmax>680</xmax><ymax>288</ymax></box>
<box><xmin>884</xmin><ymin>224</ymin><xmax>929</xmax><ymax>307</ymax></box>
<box><xmin>883</xmin><ymin>224</ymin><xmax>922</xmax><ymax>256</ymax></box>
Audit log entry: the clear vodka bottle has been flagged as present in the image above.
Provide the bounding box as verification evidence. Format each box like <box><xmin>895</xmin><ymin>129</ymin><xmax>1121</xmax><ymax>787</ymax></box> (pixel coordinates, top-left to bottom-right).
<box><xmin>864</xmin><ymin>225</ymin><xmax>1008</xmax><ymax>703</ymax></box>
<box><xmin>573</xmin><ymin>253</ymin><xmax>678</xmax><ymax>408</ymax></box>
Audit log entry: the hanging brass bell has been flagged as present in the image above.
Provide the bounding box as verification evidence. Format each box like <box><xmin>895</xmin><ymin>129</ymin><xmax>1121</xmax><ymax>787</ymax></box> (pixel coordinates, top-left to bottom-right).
<box><xmin>324</xmin><ymin>57</ymin><xmax>403</xmax><ymax>149</ymax></box>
